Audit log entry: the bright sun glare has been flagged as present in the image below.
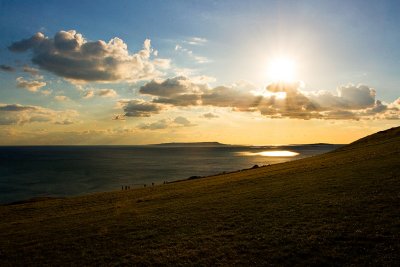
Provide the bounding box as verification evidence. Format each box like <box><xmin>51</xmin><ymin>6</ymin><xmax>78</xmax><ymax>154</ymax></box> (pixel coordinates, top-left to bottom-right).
<box><xmin>268</xmin><ymin>57</ymin><xmax>296</xmax><ymax>82</ymax></box>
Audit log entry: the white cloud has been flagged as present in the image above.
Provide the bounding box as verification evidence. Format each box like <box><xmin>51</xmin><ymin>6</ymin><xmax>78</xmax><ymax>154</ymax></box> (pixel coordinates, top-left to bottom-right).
<box><xmin>9</xmin><ymin>30</ymin><xmax>170</xmax><ymax>82</ymax></box>
<box><xmin>153</xmin><ymin>58</ymin><xmax>171</xmax><ymax>69</ymax></box>
<box><xmin>184</xmin><ymin>37</ymin><xmax>208</xmax><ymax>45</ymax></box>
<box><xmin>174</xmin><ymin>43</ymin><xmax>210</xmax><ymax>64</ymax></box>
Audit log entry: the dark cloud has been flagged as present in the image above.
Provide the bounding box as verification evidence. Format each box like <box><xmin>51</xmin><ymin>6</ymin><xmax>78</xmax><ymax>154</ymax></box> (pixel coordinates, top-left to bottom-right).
<box><xmin>119</xmin><ymin>99</ymin><xmax>164</xmax><ymax>117</ymax></box>
<box><xmin>0</xmin><ymin>64</ymin><xmax>15</xmax><ymax>72</ymax></box>
<box><xmin>139</xmin><ymin>76</ymin><xmax>261</xmax><ymax>110</ymax></box>
<box><xmin>83</xmin><ymin>88</ymin><xmax>118</xmax><ymax>99</ymax></box>
<box><xmin>174</xmin><ymin>116</ymin><xmax>194</xmax><ymax>126</ymax></box>
<box><xmin>202</xmin><ymin>112</ymin><xmax>219</xmax><ymax>119</ymax></box>
<box><xmin>0</xmin><ymin>104</ymin><xmax>37</xmax><ymax>112</ymax></box>
<box><xmin>9</xmin><ymin>30</ymin><xmax>167</xmax><ymax>82</ymax></box>
<box><xmin>153</xmin><ymin>94</ymin><xmax>201</xmax><ymax>106</ymax></box>
<box><xmin>139</xmin><ymin>76</ymin><xmax>195</xmax><ymax>97</ymax></box>
<box><xmin>8</xmin><ymin>32</ymin><xmax>45</xmax><ymax>52</ymax></box>
<box><xmin>140</xmin><ymin>76</ymin><xmax>205</xmax><ymax>106</ymax></box>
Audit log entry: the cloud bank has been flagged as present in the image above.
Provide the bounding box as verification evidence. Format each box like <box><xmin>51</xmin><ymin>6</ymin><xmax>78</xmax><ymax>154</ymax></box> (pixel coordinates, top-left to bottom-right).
<box><xmin>0</xmin><ymin>103</ymin><xmax>78</xmax><ymax>125</ymax></box>
<box><xmin>119</xmin><ymin>76</ymin><xmax>400</xmax><ymax>120</ymax></box>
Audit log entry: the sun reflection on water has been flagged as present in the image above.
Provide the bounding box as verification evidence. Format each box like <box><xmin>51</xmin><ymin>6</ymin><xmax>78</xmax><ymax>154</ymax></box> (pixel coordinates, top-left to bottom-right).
<box><xmin>238</xmin><ymin>150</ymin><xmax>299</xmax><ymax>157</ymax></box>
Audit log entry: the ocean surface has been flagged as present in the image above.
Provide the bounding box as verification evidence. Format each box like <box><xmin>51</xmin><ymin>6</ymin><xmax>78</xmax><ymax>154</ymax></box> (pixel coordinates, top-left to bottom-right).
<box><xmin>0</xmin><ymin>144</ymin><xmax>341</xmax><ymax>204</ymax></box>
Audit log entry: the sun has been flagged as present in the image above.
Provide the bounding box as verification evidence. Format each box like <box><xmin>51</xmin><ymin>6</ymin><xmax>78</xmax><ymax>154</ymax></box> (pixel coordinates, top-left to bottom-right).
<box><xmin>267</xmin><ymin>57</ymin><xmax>296</xmax><ymax>82</ymax></box>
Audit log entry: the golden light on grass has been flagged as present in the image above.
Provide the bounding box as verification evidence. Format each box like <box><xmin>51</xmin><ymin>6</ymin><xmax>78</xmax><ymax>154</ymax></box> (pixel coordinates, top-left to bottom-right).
<box><xmin>238</xmin><ymin>150</ymin><xmax>299</xmax><ymax>157</ymax></box>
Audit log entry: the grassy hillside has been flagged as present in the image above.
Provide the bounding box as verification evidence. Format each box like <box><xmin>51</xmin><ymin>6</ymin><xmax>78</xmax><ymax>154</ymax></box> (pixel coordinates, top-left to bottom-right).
<box><xmin>0</xmin><ymin>127</ymin><xmax>399</xmax><ymax>266</ymax></box>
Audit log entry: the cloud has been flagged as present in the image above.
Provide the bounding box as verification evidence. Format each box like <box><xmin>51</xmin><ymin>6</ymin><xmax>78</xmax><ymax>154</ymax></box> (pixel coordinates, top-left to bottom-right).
<box><xmin>138</xmin><ymin>116</ymin><xmax>195</xmax><ymax>130</ymax></box>
<box><xmin>174</xmin><ymin>116</ymin><xmax>195</xmax><ymax>126</ymax></box>
<box><xmin>202</xmin><ymin>84</ymin><xmax>262</xmax><ymax>111</ymax></box>
<box><xmin>97</xmin><ymin>89</ymin><xmax>117</xmax><ymax>98</ymax></box>
<box><xmin>138</xmin><ymin>119</ymin><xmax>169</xmax><ymax>130</ymax></box>
<box><xmin>307</xmin><ymin>84</ymin><xmax>376</xmax><ymax>110</ymax></box>
<box><xmin>0</xmin><ymin>64</ymin><xmax>15</xmax><ymax>72</ymax></box>
<box><xmin>140</xmin><ymin>76</ymin><xmax>204</xmax><ymax>106</ymax></box>
<box><xmin>184</xmin><ymin>37</ymin><xmax>208</xmax><ymax>45</ymax></box>
<box><xmin>0</xmin><ymin>104</ymin><xmax>37</xmax><ymax>112</ymax></box>
<box><xmin>153</xmin><ymin>58</ymin><xmax>171</xmax><ymax>69</ymax></box>
<box><xmin>54</xmin><ymin>95</ymin><xmax>70</xmax><ymax>101</ymax></box>
<box><xmin>16</xmin><ymin>77</ymin><xmax>46</xmax><ymax>92</ymax></box>
<box><xmin>203</xmin><ymin>112</ymin><xmax>219</xmax><ymax>119</ymax></box>
<box><xmin>83</xmin><ymin>90</ymin><xmax>95</xmax><ymax>99</ymax></box>
<box><xmin>337</xmin><ymin>84</ymin><xmax>375</xmax><ymax>108</ymax></box>
<box><xmin>23</xmin><ymin>65</ymin><xmax>40</xmax><ymax>76</ymax></box>
<box><xmin>119</xmin><ymin>76</ymin><xmax>399</xmax><ymax>121</ymax></box>
<box><xmin>54</xmin><ymin>119</ymin><xmax>74</xmax><ymax>125</ymax></box>
<box><xmin>112</xmin><ymin>114</ymin><xmax>126</xmax><ymax>121</ymax></box>
<box><xmin>40</xmin><ymin>89</ymin><xmax>52</xmax><ymax>96</ymax></box>
<box><xmin>139</xmin><ymin>77</ymin><xmax>260</xmax><ymax>110</ymax></box>
<box><xmin>0</xmin><ymin>103</ymin><xmax>78</xmax><ymax>125</ymax></box>
<box><xmin>153</xmin><ymin>94</ymin><xmax>201</xmax><ymax>106</ymax></box>
<box><xmin>118</xmin><ymin>99</ymin><xmax>165</xmax><ymax>117</ymax></box>
<box><xmin>83</xmin><ymin>88</ymin><xmax>118</xmax><ymax>98</ymax></box>
<box><xmin>261</xmin><ymin>82</ymin><xmax>398</xmax><ymax>120</ymax></box>
<box><xmin>140</xmin><ymin>76</ymin><xmax>203</xmax><ymax>97</ymax></box>
<box><xmin>174</xmin><ymin>44</ymin><xmax>210</xmax><ymax>64</ymax></box>
<box><xmin>9</xmin><ymin>30</ymin><xmax>169</xmax><ymax>82</ymax></box>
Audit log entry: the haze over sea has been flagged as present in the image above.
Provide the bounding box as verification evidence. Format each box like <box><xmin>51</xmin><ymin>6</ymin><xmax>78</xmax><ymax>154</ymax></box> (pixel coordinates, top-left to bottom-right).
<box><xmin>0</xmin><ymin>144</ymin><xmax>341</xmax><ymax>204</ymax></box>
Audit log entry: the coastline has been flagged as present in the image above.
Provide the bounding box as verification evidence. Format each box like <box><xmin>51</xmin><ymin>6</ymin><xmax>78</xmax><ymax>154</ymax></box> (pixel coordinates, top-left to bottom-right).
<box><xmin>0</xmin><ymin>127</ymin><xmax>398</xmax><ymax>265</ymax></box>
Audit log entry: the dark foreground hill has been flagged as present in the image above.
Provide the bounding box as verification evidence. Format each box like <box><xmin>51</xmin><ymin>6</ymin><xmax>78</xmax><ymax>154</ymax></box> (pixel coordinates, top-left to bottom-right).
<box><xmin>0</xmin><ymin>127</ymin><xmax>399</xmax><ymax>266</ymax></box>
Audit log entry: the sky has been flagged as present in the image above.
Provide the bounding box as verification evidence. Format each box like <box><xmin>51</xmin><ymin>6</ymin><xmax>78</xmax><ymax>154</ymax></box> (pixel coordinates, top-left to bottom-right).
<box><xmin>0</xmin><ymin>0</ymin><xmax>399</xmax><ymax>145</ymax></box>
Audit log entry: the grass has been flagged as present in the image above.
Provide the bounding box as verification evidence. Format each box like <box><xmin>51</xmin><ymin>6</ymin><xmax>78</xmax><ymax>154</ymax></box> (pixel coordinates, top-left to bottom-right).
<box><xmin>0</xmin><ymin>127</ymin><xmax>399</xmax><ymax>266</ymax></box>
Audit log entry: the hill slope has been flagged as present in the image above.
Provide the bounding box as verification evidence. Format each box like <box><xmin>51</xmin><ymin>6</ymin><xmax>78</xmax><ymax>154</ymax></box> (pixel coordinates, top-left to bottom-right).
<box><xmin>0</xmin><ymin>127</ymin><xmax>399</xmax><ymax>266</ymax></box>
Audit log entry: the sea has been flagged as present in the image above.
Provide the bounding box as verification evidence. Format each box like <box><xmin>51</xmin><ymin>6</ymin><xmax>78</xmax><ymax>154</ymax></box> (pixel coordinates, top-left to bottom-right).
<box><xmin>0</xmin><ymin>144</ymin><xmax>342</xmax><ymax>204</ymax></box>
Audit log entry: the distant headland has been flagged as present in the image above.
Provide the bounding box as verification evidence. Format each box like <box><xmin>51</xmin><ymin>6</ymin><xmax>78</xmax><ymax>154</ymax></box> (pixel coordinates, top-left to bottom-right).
<box><xmin>146</xmin><ymin>142</ymin><xmax>235</xmax><ymax>147</ymax></box>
